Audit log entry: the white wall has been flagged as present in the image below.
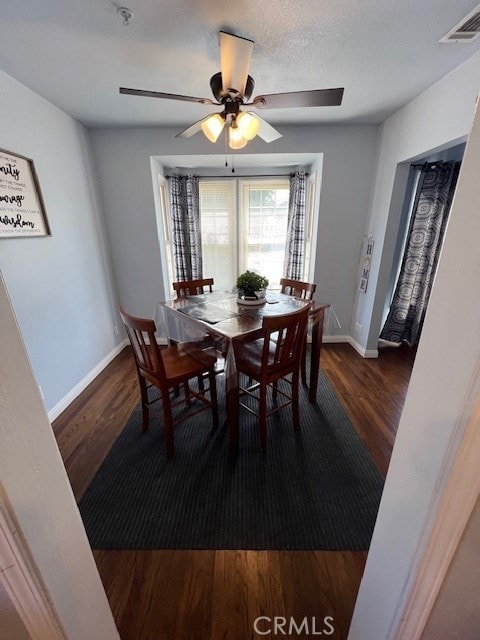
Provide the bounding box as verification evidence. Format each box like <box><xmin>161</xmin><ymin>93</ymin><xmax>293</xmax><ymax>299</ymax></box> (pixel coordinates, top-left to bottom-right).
<box><xmin>90</xmin><ymin>124</ymin><xmax>378</xmax><ymax>332</ymax></box>
<box><xmin>349</xmin><ymin>89</ymin><xmax>480</xmax><ymax>640</ymax></box>
<box><xmin>353</xmin><ymin>50</ymin><xmax>480</xmax><ymax>351</ymax></box>
<box><xmin>0</xmin><ymin>273</ymin><xmax>119</xmax><ymax>640</ymax></box>
<box><xmin>0</xmin><ymin>70</ymin><xmax>122</xmax><ymax>413</ymax></box>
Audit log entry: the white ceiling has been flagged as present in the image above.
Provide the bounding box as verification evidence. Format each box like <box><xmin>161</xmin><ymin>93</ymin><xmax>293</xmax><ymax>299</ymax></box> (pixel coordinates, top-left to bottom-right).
<box><xmin>0</xmin><ymin>0</ymin><xmax>479</xmax><ymax>129</ymax></box>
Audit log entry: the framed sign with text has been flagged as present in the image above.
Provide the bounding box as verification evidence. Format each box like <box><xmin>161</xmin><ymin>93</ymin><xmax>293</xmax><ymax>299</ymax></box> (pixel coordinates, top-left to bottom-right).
<box><xmin>358</xmin><ymin>235</ymin><xmax>374</xmax><ymax>293</ymax></box>
<box><xmin>0</xmin><ymin>148</ymin><xmax>50</xmax><ymax>238</ymax></box>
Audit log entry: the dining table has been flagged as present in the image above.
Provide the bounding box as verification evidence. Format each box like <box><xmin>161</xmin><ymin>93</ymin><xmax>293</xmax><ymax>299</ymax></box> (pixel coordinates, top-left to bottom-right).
<box><xmin>155</xmin><ymin>290</ymin><xmax>330</xmax><ymax>451</ymax></box>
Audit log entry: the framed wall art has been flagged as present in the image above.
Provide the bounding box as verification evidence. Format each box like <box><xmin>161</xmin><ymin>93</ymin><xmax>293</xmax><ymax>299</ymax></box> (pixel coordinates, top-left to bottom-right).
<box><xmin>0</xmin><ymin>148</ymin><xmax>50</xmax><ymax>238</ymax></box>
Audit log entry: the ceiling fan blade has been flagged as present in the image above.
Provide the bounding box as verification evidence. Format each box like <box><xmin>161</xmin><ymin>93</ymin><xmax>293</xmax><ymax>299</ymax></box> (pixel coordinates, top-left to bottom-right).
<box><xmin>255</xmin><ymin>115</ymin><xmax>283</xmax><ymax>143</ymax></box>
<box><xmin>119</xmin><ymin>87</ymin><xmax>214</xmax><ymax>105</ymax></box>
<box><xmin>253</xmin><ymin>87</ymin><xmax>344</xmax><ymax>109</ymax></box>
<box><xmin>219</xmin><ymin>31</ymin><xmax>254</xmax><ymax>97</ymax></box>
<box><xmin>175</xmin><ymin>117</ymin><xmax>209</xmax><ymax>139</ymax></box>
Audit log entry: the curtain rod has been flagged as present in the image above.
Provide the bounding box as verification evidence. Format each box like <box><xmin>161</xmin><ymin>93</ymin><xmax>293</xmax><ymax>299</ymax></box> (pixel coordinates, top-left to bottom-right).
<box><xmin>411</xmin><ymin>161</ymin><xmax>459</xmax><ymax>169</ymax></box>
<box><xmin>411</xmin><ymin>162</ymin><xmax>437</xmax><ymax>169</ymax></box>
<box><xmin>165</xmin><ymin>172</ymin><xmax>309</xmax><ymax>179</ymax></box>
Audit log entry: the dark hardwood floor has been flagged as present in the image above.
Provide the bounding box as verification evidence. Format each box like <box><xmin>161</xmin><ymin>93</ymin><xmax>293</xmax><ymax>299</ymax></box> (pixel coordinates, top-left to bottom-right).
<box><xmin>53</xmin><ymin>341</ymin><xmax>415</xmax><ymax>640</ymax></box>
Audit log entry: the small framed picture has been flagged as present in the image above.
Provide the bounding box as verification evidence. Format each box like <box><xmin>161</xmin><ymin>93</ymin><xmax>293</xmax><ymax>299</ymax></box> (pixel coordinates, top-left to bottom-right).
<box><xmin>0</xmin><ymin>148</ymin><xmax>51</xmax><ymax>238</ymax></box>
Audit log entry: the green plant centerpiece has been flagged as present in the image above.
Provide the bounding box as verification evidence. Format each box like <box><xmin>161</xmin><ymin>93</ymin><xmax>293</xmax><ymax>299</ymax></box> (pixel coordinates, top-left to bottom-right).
<box><xmin>236</xmin><ymin>270</ymin><xmax>269</xmax><ymax>300</ymax></box>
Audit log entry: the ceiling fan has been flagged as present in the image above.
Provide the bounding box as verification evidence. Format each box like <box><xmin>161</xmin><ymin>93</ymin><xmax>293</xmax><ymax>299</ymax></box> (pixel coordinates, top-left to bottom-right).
<box><xmin>120</xmin><ymin>31</ymin><xmax>344</xmax><ymax>149</ymax></box>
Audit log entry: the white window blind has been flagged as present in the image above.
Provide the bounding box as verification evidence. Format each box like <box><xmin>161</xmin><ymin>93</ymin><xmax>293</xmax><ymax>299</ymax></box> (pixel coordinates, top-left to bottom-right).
<box><xmin>199</xmin><ymin>180</ymin><xmax>236</xmax><ymax>292</ymax></box>
<box><xmin>196</xmin><ymin>177</ymin><xmax>312</xmax><ymax>292</ymax></box>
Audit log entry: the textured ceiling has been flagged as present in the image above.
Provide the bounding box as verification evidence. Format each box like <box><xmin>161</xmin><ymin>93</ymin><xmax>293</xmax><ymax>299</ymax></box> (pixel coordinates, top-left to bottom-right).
<box><xmin>0</xmin><ymin>0</ymin><xmax>479</xmax><ymax>129</ymax></box>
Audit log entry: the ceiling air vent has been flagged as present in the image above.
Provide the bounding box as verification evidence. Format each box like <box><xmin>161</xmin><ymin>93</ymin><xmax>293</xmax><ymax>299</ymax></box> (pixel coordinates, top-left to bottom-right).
<box><xmin>440</xmin><ymin>4</ymin><xmax>480</xmax><ymax>43</ymax></box>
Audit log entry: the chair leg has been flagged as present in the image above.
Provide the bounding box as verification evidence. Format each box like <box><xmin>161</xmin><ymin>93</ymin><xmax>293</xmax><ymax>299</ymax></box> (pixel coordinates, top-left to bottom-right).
<box><xmin>272</xmin><ymin>381</ymin><xmax>278</xmax><ymax>401</ymax></box>
<box><xmin>197</xmin><ymin>374</ymin><xmax>205</xmax><ymax>392</ymax></box>
<box><xmin>161</xmin><ymin>389</ymin><xmax>175</xmax><ymax>459</ymax></box>
<box><xmin>301</xmin><ymin>338</ymin><xmax>307</xmax><ymax>385</ymax></box>
<box><xmin>292</xmin><ymin>370</ymin><xmax>300</xmax><ymax>431</ymax></box>
<box><xmin>208</xmin><ymin>369</ymin><xmax>219</xmax><ymax>429</ymax></box>
<box><xmin>139</xmin><ymin>376</ymin><xmax>150</xmax><ymax>432</ymax></box>
<box><xmin>184</xmin><ymin>382</ymin><xmax>192</xmax><ymax>406</ymax></box>
<box><xmin>259</xmin><ymin>381</ymin><xmax>267</xmax><ymax>452</ymax></box>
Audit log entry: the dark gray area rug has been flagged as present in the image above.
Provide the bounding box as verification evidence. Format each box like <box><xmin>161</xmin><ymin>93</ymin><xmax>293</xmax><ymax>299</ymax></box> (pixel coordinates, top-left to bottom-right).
<box><xmin>79</xmin><ymin>372</ymin><xmax>384</xmax><ymax>550</ymax></box>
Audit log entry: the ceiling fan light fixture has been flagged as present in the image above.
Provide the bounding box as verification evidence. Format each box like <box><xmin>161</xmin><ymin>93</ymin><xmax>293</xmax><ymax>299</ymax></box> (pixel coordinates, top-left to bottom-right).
<box><xmin>236</xmin><ymin>111</ymin><xmax>260</xmax><ymax>140</ymax></box>
<box><xmin>228</xmin><ymin>125</ymin><xmax>248</xmax><ymax>149</ymax></box>
<box><xmin>120</xmin><ymin>31</ymin><xmax>343</xmax><ymax>145</ymax></box>
<box><xmin>201</xmin><ymin>113</ymin><xmax>225</xmax><ymax>142</ymax></box>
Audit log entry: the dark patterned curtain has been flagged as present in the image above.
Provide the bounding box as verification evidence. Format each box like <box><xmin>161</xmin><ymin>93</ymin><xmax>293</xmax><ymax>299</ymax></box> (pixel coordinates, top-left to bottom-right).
<box><xmin>380</xmin><ymin>161</ymin><xmax>460</xmax><ymax>346</ymax></box>
<box><xmin>283</xmin><ymin>171</ymin><xmax>306</xmax><ymax>280</ymax></box>
<box><xmin>169</xmin><ymin>175</ymin><xmax>202</xmax><ymax>281</ymax></box>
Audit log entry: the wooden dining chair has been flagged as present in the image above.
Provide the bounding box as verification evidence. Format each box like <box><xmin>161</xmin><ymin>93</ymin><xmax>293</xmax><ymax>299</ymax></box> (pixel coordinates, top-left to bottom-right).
<box><xmin>280</xmin><ymin>277</ymin><xmax>316</xmax><ymax>383</ymax></box>
<box><xmin>172</xmin><ymin>277</ymin><xmax>214</xmax><ymax>298</ymax></box>
<box><xmin>280</xmin><ymin>277</ymin><xmax>316</xmax><ymax>300</ymax></box>
<box><xmin>119</xmin><ymin>306</ymin><xmax>218</xmax><ymax>459</ymax></box>
<box><xmin>232</xmin><ymin>306</ymin><xmax>309</xmax><ymax>452</ymax></box>
<box><xmin>171</xmin><ymin>276</ymin><xmax>224</xmax><ymax>385</ymax></box>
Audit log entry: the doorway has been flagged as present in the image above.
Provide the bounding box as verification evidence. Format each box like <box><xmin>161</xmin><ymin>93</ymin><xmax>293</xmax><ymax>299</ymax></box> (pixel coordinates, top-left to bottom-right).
<box><xmin>379</xmin><ymin>142</ymin><xmax>465</xmax><ymax>350</ymax></box>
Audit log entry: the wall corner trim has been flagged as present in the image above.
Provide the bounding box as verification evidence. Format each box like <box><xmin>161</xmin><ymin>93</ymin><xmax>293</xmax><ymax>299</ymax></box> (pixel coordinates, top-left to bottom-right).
<box><xmin>47</xmin><ymin>339</ymin><xmax>129</xmax><ymax>422</ymax></box>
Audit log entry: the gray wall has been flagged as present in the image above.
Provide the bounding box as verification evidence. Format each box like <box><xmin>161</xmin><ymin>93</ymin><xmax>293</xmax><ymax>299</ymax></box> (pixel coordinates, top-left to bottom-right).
<box><xmin>90</xmin><ymin>124</ymin><xmax>378</xmax><ymax>334</ymax></box>
<box><xmin>0</xmin><ymin>69</ymin><xmax>121</xmax><ymax>413</ymax></box>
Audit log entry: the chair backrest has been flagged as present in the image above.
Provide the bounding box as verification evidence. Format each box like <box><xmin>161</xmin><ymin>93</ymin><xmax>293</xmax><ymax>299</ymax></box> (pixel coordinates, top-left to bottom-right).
<box><xmin>119</xmin><ymin>306</ymin><xmax>165</xmax><ymax>381</ymax></box>
<box><xmin>280</xmin><ymin>277</ymin><xmax>316</xmax><ymax>300</ymax></box>
<box><xmin>262</xmin><ymin>306</ymin><xmax>309</xmax><ymax>374</ymax></box>
<box><xmin>172</xmin><ymin>277</ymin><xmax>214</xmax><ymax>298</ymax></box>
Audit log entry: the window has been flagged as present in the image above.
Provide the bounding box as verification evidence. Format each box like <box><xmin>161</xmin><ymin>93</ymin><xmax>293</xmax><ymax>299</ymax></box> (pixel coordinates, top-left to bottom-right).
<box><xmin>199</xmin><ymin>178</ymin><xmax>291</xmax><ymax>290</ymax></box>
<box><xmin>157</xmin><ymin>175</ymin><xmax>175</xmax><ymax>295</ymax></box>
<box><xmin>160</xmin><ymin>176</ymin><xmax>316</xmax><ymax>294</ymax></box>
<box><xmin>199</xmin><ymin>180</ymin><xmax>237</xmax><ymax>292</ymax></box>
<box><xmin>303</xmin><ymin>174</ymin><xmax>316</xmax><ymax>282</ymax></box>
<box><xmin>238</xmin><ymin>180</ymin><xmax>289</xmax><ymax>289</ymax></box>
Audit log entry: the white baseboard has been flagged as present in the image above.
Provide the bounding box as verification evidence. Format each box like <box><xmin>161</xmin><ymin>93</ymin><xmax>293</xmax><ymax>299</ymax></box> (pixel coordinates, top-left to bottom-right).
<box><xmin>320</xmin><ymin>334</ymin><xmax>379</xmax><ymax>358</ymax></box>
<box><xmin>48</xmin><ymin>339</ymin><xmax>129</xmax><ymax>422</ymax></box>
<box><xmin>321</xmin><ymin>334</ymin><xmax>351</xmax><ymax>344</ymax></box>
<box><xmin>347</xmin><ymin>336</ymin><xmax>379</xmax><ymax>358</ymax></box>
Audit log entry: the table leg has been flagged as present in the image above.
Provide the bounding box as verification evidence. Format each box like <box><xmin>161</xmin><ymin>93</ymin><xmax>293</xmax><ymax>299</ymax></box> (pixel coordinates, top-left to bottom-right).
<box><xmin>224</xmin><ymin>344</ymin><xmax>239</xmax><ymax>453</ymax></box>
<box><xmin>309</xmin><ymin>309</ymin><xmax>325</xmax><ymax>403</ymax></box>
